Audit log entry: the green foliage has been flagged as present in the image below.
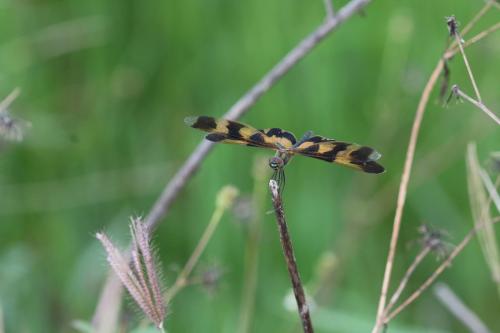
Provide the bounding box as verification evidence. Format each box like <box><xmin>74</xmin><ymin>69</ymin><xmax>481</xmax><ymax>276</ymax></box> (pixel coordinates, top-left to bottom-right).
<box><xmin>1</xmin><ymin>0</ymin><xmax>499</xmax><ymax>332</ymax></box>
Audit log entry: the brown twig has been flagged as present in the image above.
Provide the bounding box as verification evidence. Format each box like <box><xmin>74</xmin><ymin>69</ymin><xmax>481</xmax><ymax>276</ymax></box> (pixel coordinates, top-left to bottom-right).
<box><xmin>383</xmin><ymin>246</ymin><xmax>431</xmax><ymax>316</ymax></box>
<box><xmin>450</xmin><ymin>85</ymin><xmax>500</xmax><ymax>125</ymax></box>
<box><xmin>445</xmin><ymin>22</ymin><xmax>500</xmax><ymax>59</ymax></box>
<box><xmin>447</xmin><ymin>16</ymin><xmax>482</xmax><ymax>103</ymax></box>
<box><xmin>384</xmin><ymin>219</ymin><xmax>500</xmax><ymax>323</ymax></box>
<box><xmin>372</xmin><ymin>5</ymin><xmax>499</xmax><ymax>332</ymax></box>
<box><xmin>269</xmin><ymin>180</ymin><xmax>313</xmax><ymax>333</ymax></box>
<box><xmin>460</xmin><ymin>1</ymin><xmax>495</xmax><ymax>37</ymax></box>
<box><xmin>372</xmin><ymin>51</ymin><xmax>444</xmax><ymax>333</ymax></box>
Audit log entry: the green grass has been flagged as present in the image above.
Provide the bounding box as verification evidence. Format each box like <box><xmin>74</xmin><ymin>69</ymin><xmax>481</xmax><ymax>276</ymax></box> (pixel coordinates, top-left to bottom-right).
<box><xmin>1</xmin><ymin>1</ymin><xmax>499</xmax><ymax>332</ymax></box>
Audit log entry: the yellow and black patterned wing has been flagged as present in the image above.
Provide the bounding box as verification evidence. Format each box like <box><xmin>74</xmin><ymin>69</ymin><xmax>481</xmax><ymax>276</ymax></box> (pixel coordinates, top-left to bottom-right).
<box><xmin>293</xmin><ymin>135</ymin><xmax>385</xmax><ymax>174</ymax></box>
<box><xmin>185</xmin><ymin>115</ymin><xmax>296</xmax><ymax>149</ymax></box>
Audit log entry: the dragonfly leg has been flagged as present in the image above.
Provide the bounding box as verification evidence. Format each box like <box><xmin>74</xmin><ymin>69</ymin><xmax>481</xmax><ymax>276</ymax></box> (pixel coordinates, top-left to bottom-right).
<box><xmin>271</xmin><ymin>168</ymin><xmax>286</xmax><ymax>194</ymax></box>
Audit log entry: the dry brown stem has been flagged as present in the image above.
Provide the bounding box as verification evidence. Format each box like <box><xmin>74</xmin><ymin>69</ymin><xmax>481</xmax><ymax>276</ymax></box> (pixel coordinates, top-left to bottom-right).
<box><xmin>384</xmin><ymin>219</ymin><xmax>500</xmax><ymax>323</ymax></box>
<box><xmin>269</xmin><ymin>180</ymin><xmax>313</xmax><ymax>333</ymax></box>
<box><xmin>372</xmin><ymin>4</ymin><xmax>499</xmax><ymax>332</ymax></box>
<box><xmin>451</xmin><ymin>85</ymin><xmax>500</xmax><ymax>125</ymax></box>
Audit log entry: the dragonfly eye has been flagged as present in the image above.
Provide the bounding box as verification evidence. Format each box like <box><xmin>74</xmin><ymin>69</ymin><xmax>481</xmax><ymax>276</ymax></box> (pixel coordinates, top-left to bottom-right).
<box><xmin>269</xmin><ymin>157</ymin><xmax>284</xmax><ymax>170</ymax></box>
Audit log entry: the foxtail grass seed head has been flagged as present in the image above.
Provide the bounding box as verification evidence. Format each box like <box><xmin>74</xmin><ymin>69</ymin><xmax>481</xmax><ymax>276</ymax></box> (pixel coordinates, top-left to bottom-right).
<box><xmin>216</xmin><ymin>185</ymin><xmax>239</xmax><ymax>210</ymax></box>
<box><xmin>96</xmin><ymin>217</ymin><xmax>166</xmax><ymax>330</ymax></box>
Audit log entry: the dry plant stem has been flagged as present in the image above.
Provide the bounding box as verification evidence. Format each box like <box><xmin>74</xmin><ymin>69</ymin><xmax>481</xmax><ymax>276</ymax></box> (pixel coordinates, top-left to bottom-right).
<box><xmin>164</xmin><ymin>201</ymin><xmax>226</xmax><ymax>302</ymax></box>
<box><xmin>442</xmin><ymin>3</ymin><xmax>496</xmax><ymax>60</ymax></box>
<box><xmin>383</xmin><ymin>246</ymin><xmax>431</xmax><ymax>316</ymax></box>
<box><xmin>372</xmin><ymin>8</ymin><xmax>500</xmax><ymax>332</ymax></box>
<box><xmin>452</xmin><ymin>85</ymin><xmax>500</xmax><ymax>125</ymax></box>
<box><xmin>434</xmin><ymin>283</ymin><xmax>491</xmax><ymax>333</ymax></box>
<box><xmin>446</xmin><ymin>22</ymin><xmax>500</xmax><ymax>59</ymax></box>
<box><xmin>384</xmin><ymin>219</ymin><xmax>500</xmax><ymax>324</ymax></box>
<box><xmin>372</xmin><ymin>57</ymin><xmax>444</xmax><ymax>333</ymax></box>
<box><xmin>269</xmin><ymin>180</ymin><xmax>313</xmax><ymax>333</ymax></box>
<box><xmin>461</xmin><ymin>1</ymin><xmax>494</xmax><ymax>37</ymax></box>
<box><xmin>453</xmin><ymin>32</ymin><xmax>482</xmax><ymax>103</ymax></box>
<box><xmin>144</xmin><ymin>0</ymin><xmax>373</xmax><ymax>232</ymax></box>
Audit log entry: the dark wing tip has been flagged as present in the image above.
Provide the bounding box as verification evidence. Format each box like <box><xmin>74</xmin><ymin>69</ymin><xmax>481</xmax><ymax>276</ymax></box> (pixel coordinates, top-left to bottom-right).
<box><xmin>362</xmin><ymin>161</ymin><xmax>385</xmax><ymax>174</ymax></box>
<box><xmin>184</xmin><ymin>115</ymin><xmax>217</xmax><ymax>130</ymax></box>
<box><xmin>351</xmin><ymin>146</ymin><xmax>382</xmax><ymax>162</ymax></box>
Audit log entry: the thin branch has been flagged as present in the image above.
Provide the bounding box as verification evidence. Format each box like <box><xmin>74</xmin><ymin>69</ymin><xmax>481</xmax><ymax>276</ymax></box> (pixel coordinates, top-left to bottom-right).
<box><xmin>384</xmin><ymin>219</ymin><xmax>500</xmax><ymax>323</ymax></box>
<box><xmin>383</xmin><ymin>246</ymin><xmax>431</xmax><ymax>316</ymax></box>
<box><xmin>460</xmin><ymin>1</ymin><xmax>495</xmax><ymax>37</ymax></box>
<box><xmin>434</xmin><ymin>283</ymin><xmax>492</xmax><ymax>333</ymax></box>
<box><xmin>269</xmin><ymin>180</ymin><xmax>313</xmax><ymax>333</ymax></box>
<box><xmin>451</xmin><ymin>85</ymin><xmax>500</xmax><ymax>125</ymax></box>
<box><xmin>372</xmin><ymin>5</ymin><xmax>499</xmax><ymax>332</ymax></box>
<box><xmin>372</xmin><ymin>51</ymin><xmax>444</xmax><ymax>333</ymax></box>
<box><xmin>144</xmin><ymin>0</ymin><xmax>373</xmax><ymax>232</ymax></box>
<box><xmin>445</xmin><ymin>22</ymin><xmax>500</xmax><ymax>59</ymax></box>
<box><xmin>447</xmin><ymin>16</ymin><xmax>482</xmax><ymax>102</ymax></box>
<box><xmin>323</xmin><ymin>0</ymin><xmax>335</xmax><ymax>19</ymax></box>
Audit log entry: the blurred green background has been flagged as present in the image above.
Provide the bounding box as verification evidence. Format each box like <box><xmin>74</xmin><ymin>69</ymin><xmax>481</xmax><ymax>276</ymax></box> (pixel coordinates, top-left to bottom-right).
<box><xmin>1</xmin><ymin>0</ymin><xmax>499</xmax><ymax>332</ymax></box>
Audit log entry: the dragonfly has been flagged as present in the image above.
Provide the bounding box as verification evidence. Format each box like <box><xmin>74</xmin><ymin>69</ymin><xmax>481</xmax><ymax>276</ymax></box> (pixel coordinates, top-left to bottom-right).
<box><xmin>185</xmin><ymin>115</ymin><xmax>384</xmax><ymax>191</ymax></box>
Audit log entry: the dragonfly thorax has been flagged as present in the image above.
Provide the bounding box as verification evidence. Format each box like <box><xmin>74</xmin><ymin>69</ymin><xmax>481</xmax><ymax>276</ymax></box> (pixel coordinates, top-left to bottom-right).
<box><xmin>269</xmin><ymin>150</ymin><xmax>292</xmax><ymax>170</ymax></box>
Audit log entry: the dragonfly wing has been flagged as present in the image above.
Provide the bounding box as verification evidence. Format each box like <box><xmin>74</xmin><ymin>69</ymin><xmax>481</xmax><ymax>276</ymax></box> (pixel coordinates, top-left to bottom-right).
<box><xmin>185</xmin><ymin>116</ymin><xmax>296</xmax><ymax>149</ymax></box>
<box><xmin>294</xmin><ymin>136</ymin><xmax>385</xmax><ymax>174</ymax></box>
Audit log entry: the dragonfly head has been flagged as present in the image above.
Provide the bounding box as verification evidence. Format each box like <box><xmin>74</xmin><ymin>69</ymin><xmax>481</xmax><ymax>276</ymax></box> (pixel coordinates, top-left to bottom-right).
<box><xmin>269</xmin><ymin>156</ymin><xmax>285</xmax><ymax>170</ymax></box>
